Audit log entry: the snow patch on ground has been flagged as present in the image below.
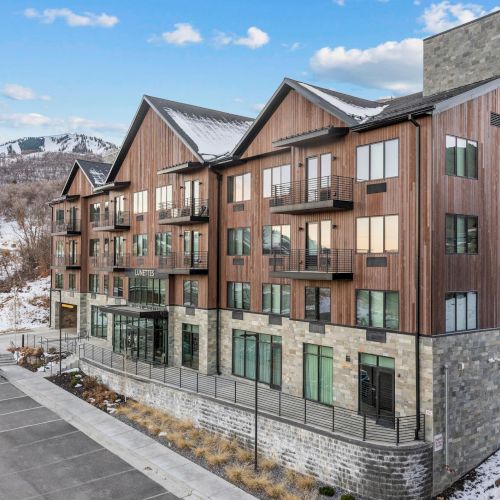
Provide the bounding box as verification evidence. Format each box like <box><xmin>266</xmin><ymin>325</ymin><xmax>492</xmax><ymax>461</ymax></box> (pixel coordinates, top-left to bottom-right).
<box><xmin>0</xmin><ymin>218</ymin><xmax>20</xmax><ymax>250</ymax></box>
<box><xmin>0</xmin><ymin>276</ymin><xmax>50</xmax><ymax>332</ymax></box>
<box><xmin>449</xmin><ymin>449</ymin><xmax>500</xmax><ymax>499</ymax></box>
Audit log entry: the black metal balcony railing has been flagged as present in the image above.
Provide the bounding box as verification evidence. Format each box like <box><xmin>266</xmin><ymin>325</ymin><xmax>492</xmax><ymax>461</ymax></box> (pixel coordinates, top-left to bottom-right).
<box><xmin>270</xmin><ymin>249</ymin><xmax>353</xmax><ymax>274</ymax></box>
<box><xmin>52</xmin><ymin>254</ymin><xmax>81</xmax><ymax>267</ymax></box>
<box><xmin>89</xmin><ymin>254</ymin><xmax>130</xmax><ymax>269</ymax></box>
<box><xmin>158</xmin><ymin>199</ymin><xmax>209</xmax><ymax>220</ymax></box>
<box><xmin>51</xmin><ymin>219</ymin><xmax>81</xmax><ymax>234</ymax></box>
<box><xmin>270</xmin><ymin>175</ymin><xmax>354</xmax><ymax>207</ymax></box>
<box><xmin>80</xmin><ymin>343</ymin><xmax>425</xmax><ymax>445</ymax></box>
<box><xmin>91</xmin><ymin>211</ymin><xmax>130</xmax><ymax>229</ymax></box>
<box><xmin>158</xmin><ymin>251</ymin><xmax>208</xmax><ymax>270</ymax></box>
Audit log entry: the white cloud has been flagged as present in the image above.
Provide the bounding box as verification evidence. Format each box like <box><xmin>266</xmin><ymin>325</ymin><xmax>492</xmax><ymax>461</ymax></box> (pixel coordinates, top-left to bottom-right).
<box><xmin>213</xmin><ymin>30</ymin><xmax>232</xmax><ymax>47</ymax></box>
<box><xmin>0</xmin><ymin>113</ymin><xmax>53</xmax><ymax>127</ymax></box>
<box><xmin>419</xmin><ymin>2</ymin><xmax>499</xmax><ymax>34</ymax></box>
<box><xmin>24</xmin><ymin>7</ymin><xmax>118</xmax><ymax>28</ymax></box>
<box><xmin>252</xmin><ymin>103</ymin><xmax>265</xmax><ymax>112</ymax></box>
<box><xmin>2</xmin><ymin>84</ymin><xmax>50</xmax><ymax>101</ymax></box>
<box><xmin>333</xmin><ymin>0</ymin><xmax>345</xmax><ymax>5</ymax></box>
<box><xmin>310</xmin><ymin>38</ymin><xmax>424</xmax><ymax>95</ymax></box>
<box><xmin>235</xmin><ymin>27</ymin><xmax>270</xmax><ymax>49</ymax></box>
<box><xmin>159</xmin><ymin>23</ymin><xmax>203</xmax><ymax>45</ymax></box>
<box><xmin>282</xmin><ymin>42</ymin><xmax>301</xmax><ymax>51</ymax></box>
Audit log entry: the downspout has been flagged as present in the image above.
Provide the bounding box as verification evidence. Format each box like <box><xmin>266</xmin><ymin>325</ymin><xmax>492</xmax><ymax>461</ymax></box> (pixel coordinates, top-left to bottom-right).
<box><xmin>49</xmin><ymin>204</ymin><xmax>53</xmax><ymax>328</ymax></box>
<box><xmin>409</xmin><ymin>114</ymin><xmax>421</xmax><ymax>439</ymax></box>
<box><xmin>212</xmin><ymin>167</ymin><xmax>222</xmax><ymax>375</ymax></box>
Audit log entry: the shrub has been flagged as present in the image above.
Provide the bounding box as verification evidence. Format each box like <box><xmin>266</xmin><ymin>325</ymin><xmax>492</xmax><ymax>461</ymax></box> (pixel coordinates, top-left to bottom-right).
<box><xmin>235</xmin><ymin>447</ymin><xmax>253</xmax><ymax>463</ymax></box>
<box><xmin>340</xmin><ymin>494</ymin><xmax>355</xmax><ymax>500</ymax></box>
<box><xmin>319</xmin><ymin>485</ymin><xmax>336</xmax><ymax>497</ymax></box>
<box><xmin>264</xmin><ymin>482</ymin><xmax>287</xmax><ymax>498</ymax></box>
<box><xmin>286</xmin><ymin>470</ymin><xmax>316</xmax><ymax>491</ymax></box>
<box><xmin>224</xmin><ymin>465</ymin><xmax>253</xmax><ymax>484</ymax></box>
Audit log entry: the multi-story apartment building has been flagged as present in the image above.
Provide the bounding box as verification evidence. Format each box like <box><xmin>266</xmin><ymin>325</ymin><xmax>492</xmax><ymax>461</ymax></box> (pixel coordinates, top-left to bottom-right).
<box><xmin>50</xmin><ymin>13</ymin><xmax>500</xmax><ymax>496</ymax></box>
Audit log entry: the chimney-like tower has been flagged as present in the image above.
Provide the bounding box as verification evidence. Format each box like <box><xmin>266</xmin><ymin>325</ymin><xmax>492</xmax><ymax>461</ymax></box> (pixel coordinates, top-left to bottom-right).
<box><xmin>423</xmin><ymin>10</ymin><xmax>500</xmax><ymax>96</ymax></box>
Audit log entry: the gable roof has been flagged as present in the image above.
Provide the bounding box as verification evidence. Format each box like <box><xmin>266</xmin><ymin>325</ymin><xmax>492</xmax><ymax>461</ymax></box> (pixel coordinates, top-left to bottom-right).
<box><xmin>61</xmin><ymin>159</ymin><xmax>112</xmax><ymax>195</ymax></box>
<box><xmin>232</xmin><ymin>76</ymin><xmax>500</xmax><ymax>156</ymax></box>
<box><xmin>106</xmin><ymin>95</ymin><xmax>253</xmax><ymax>182</ymax></box>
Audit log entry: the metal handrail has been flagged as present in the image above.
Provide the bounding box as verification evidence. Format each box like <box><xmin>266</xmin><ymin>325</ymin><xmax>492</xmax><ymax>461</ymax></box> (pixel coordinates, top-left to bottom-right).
<box><xmin>158</xmin><ymin>251</ymin><xmax>208</xmax><ymax>270</ymax></box>
<box><xmin>51</xmin><ymin>219</ymin><xmax>81</xmax><ymax>233</ymax></box>
<box><xmin>52</xmin><ymin>254</ymin><xmax>81</xmax><ymax>267</ymax></box>
<box><xmin>158</xmin><ymin>199</ymin><xmax>209</xmax><ymax>219</ymax></box>
<box><xmin>270</xmin><ymin>249</ymin><xmax>353</xmax><ymax>274</ymax></box>
<box><xmin>270</xmin><ymin>175</ymin><xmax>353</xmax><ymax>206</ymax></box>
<box><xmin>91</xmin><ymin>211</ymin><xmax>130</xmax><ymax>228</ymax></box>
<box><xmin>79</xmin><ymin>343</ymin><xmax>425</xmax><ymax>445</ymax></box>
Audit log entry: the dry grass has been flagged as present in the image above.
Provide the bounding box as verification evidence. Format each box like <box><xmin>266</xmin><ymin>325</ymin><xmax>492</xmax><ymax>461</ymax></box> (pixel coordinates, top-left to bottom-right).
<box><xmin>235</xmin><ymin>447</ymin><xmax>254</xmax><ymax>463</ymax></box>
<box><xmin>205</xmin><ymin>450</ymin><xmax>231</xmax><ymax>466</ymax></box>
<box><xmin>286</xmin><ymin>469</ymin><xmax>317</xmax><ymax>492</ymax></box>
<box><xmin>264</xmin><ymin>482</ymin><xmax>288</xmax><ymax>498</ymax></box>
<box><xmin>166</xmin><ymin>431</ymin><xmax>189</xmax><ymax>449</ymax></box>
<box><xmin>260</xmin><ymin>457</ymin><xmax>279</xmax><ymax>472</ymax></box>
<box><xmin>225</xmin><ymin>464</ymin><xmax>254</xmax><ymax>484</ymax></box>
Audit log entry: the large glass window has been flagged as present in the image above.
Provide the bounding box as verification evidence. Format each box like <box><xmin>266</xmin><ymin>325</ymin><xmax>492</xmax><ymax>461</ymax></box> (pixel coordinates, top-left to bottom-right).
<box><xmin>303</xmin><ymin>344</ymin><xmax>333</xmax><ymax>404</ymax></box>
<box><xmin>183</xmin><ymin>280</ymin><xmax>199</xmax><ymax>307</ymax></box>
<box><xmin>262</xmin><ymin>225</ymin><xmax>291</xmax><ymax>254</ymax></box>
<box><xmin>91</xmin><ymin>306</ymin><xmax>108</xmax><ymax>338</ymax></box>
<box><xmin>228</xmin><ymin>173</ymin><xmax>251</xmax><ymax>202</ymax></box>
<box><xmin>55</xmin><ymin>240</ymin><xmax>64</xmax><ymax>258</ymax></box>
<box><xmin>263</xmin><ymin>164</ymin><xmax>291</xmax><ymax>198</ymax></box>
<box><xmin>356</xmin><ymin>290</ymin><xmax>399</xmax><ymax>330</ymax></box>
<box><xmin>133</xmin><ymin>234</ymin><xmax>148</xmax><ymax>256</ymax></box>
<box><xmin>133</xmin><ymin>190</ymin><xmax>148</xmax><ymax>214</ymax></box>
<box><xmin>113</xmin><ymin>276</ymin><xmax>123</xmax><ymax>297</ymax></box>
<box><xmin>182</xmin><ymin>324</ymin><xmax>199</xmax><ymax>370</ymax></box>
<box><xmin>445</xmin><ymin>292</ymin><xmax>477</xmax><ymax>332</ymax></box>
<box><xmin>68</xmin><ymin>273</ymin><xmax>76</xmax><ymax>291</ymax></box>
<box><xmin>155</xmin><ymin>232</ymin><xmax>172</xmax><ymax>256</ymax></box>
<box><xmin>54</xmin><ymin>272</ymin><xmax>63</xmax><ymax>289</ymax></box>
<box><xmin>305</xmin><ymin>287</ymin><xmax>331</xmax><ymax>322</ymax></box>
<box><xmin>356</xmin><ymin>215</ymin><xmax>399</xmax><ymax>253</ymax></box>
<box><xmin>227</xmin><ymin>227</ymin><xmax>251</xmax><ymax>256</ymax></box>
<box><xmin>89</xmin><ymin>203</ymin><xmax>100</xmax><ymax>223</ymax></box>
<box><xmin>232</xmin><ymin>330</ymin><xmax>282</xmax><ymax>388</ymax></box>
<box><xmin>156</xmin><ymin>185</ymin><xmax>173</xmax><ymax>210</ymax></box>
<box><xmin>445</xmin><ymin>214</ymin><xmax>478</xmax><ymax>254</ymax></box>
<box><xmin>89</xmin><ymin>274</ymin><xmax>99</xmax><ymax>293</ymax></box>
<box><xmin>128</xmin><ymin>278</ymin><xmax>166</xmax><ymax>307</ymax></box>
<box><xmin>356</xmin><ymin>139</ymin><xmax>399</xmax><ymax>181</ymax></box>
<box><xmin>227</xmin><ymin>282</ymin><xmax>250</xmax><ymax>310</ymax></box>
<box><xmin>262</xmin><ymin>284</ymin><xmax>290</xmax><ymax>316</ymax></box>
<box><xmin>445</xmin><ymin>135</ymin><xmax>478</xmax><ymax>178</ymax></box>
<box><xmin>89</xmin><ymin>239</ymin><xmax>100</xmax><ymax>257</ymax></box>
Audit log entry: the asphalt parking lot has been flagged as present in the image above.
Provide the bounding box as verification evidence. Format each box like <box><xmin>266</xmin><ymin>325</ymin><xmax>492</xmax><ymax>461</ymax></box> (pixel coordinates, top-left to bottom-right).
<box><xmin>0</xmin><ymin>373</ymin><xmax>177</xmax><ymax>500</ymax></box>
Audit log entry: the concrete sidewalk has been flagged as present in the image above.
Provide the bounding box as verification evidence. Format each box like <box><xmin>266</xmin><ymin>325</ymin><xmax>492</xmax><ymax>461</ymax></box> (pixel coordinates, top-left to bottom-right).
<box><xmin>0</xmin><ymin>364</ymin><xmax>255</xmax><ymax>500</ymax></box>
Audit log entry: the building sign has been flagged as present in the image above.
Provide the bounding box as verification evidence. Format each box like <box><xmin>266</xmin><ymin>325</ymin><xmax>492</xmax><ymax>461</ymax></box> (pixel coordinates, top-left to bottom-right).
<box><xmin>126</xmin><ymin>269</ymin><xmax>168</xmax><ymax>279</ymax></box>
<box><xmin>61</xmin><ymin>303</ymin><xmax>76</xmax><ymax>309</ymax></box>
<box><xmin>366</xmin><ymin>330</ymin><xmax>387</xmax><ymax>343</ymax></box>
<box><xmin>434</xmin><ymin>434</ymin><xmax>443</xmax><ymax>452</ymax></box>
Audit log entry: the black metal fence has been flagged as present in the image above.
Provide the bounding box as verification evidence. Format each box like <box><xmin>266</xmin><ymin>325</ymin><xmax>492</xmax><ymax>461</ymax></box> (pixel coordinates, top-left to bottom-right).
<box><xmin>158</xmin><ymin>199</ymin><xmax>209</xmax><ymax>220</ymax></box>
<box><xmin>158</xmin><ymin>251</ymin><xmax>208</xmax><ymax>270</ymax></box>
<box><xmin>91</xmin><ymin>211</ymin><xmax>130</xmax><ymax>229</ymax></box>
<box><xmin>80</xmin><ymin>343</ymin><xmax>424</xmax><ymax>445</ymax></box>
<box><xmin>51</xmin><ymin>219</ymin><xmax>81</xmax><ymax>234</ymax></box>
<box><xmin>52</xmin><ymin>255</ymin><xmax>81</xmax><ymax>268</ymax></box>
<box><xmin>270</xmin><ymin>175</ymin><xmax>353</xmax><ymax>207</ymax></box>
<box><xmin>270</xmin><ymin>249</ymin><xmax>353</xmax><ymax>275</ymax></box>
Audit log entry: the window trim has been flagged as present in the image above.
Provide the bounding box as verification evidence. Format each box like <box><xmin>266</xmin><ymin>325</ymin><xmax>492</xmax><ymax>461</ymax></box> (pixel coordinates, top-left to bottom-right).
<box><xmin>262</xmin><ymin>164</ymin><xmax>291</xmax><ymax>199</ymax></box>
<box><xmin>133</xmin><ymin>190</ymin><xmax>148</xmax><ymax>214</ymax></box>
<box><xmin>356</xmin><ymin>138</ymin><xmax>399</xmax><ymax>182</ymax></box>
<box><xmin>445</xmin><ymin>213</ymin><xmax>479</xmax><ymax>255</ymax></box>
<box><xmin>227</xmin><ymin>281</ymin><xmax>251</xmax><ymax>310</ymax></box>
<box><xmin>183</xmin><ymin>280</ymin><xmax>199</xmax><ymax>308</ymax></box>
<box><xmin>262</xmin><ymin>283</ymin><xmax>291</xmax><ymax>316</ymax></box>
<box><xmin>262</xmin><ymin>224</ymin><xmax>291</xmax><ymax>255</ymax></box>
<box><xmin>302</xmin><ymin>343</ymin><xmax>334</xmax><ymax>405</ymax></box>
<box><xmin>445</xmin><ymin>134</ymin><xmax>478</xmax><ymax>179</ymax></box>
<box><xmin>304</xmin><ymin>286</ymin><xmax>331</xmax><ymax>323</ymax></box>
<box><xmin>227</xmin><ymin>227</ymin><xmax>251</xmax><ymax>256</ymax></box>
<box><xmin>227</xmin><ymin>172</ymin><xmax>251</xmax><ymax>203</ymax></box>
<box><xmin>445</xmin><ymin>290</ymin><xmax>478</xmax><ymax>332</ymax></box>
<box><xmin>355</xmin><ymin>214</ymin><xmax>399</xmax><ymax>254</ymax></box>
<box><xmin>355</xmin><ymin>288</ymin><xmax>400</xmax><ymax>331</ymax></box>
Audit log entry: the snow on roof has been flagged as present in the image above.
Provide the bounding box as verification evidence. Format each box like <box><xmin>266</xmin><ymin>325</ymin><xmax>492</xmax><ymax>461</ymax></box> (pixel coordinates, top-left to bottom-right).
<box><xmin>162</xmin><ymin>107</ymin><xmax>253</xmax><ymax>160</ymax></box>
<box><xmin>77</xmin><ymin>160</ymin><xmax>112</xmax><ymax>188</ymax></box>
<box><xmin>299</xmin><ymin>82</ymin><xmax>387</xmax><ymax>124</ymax></box>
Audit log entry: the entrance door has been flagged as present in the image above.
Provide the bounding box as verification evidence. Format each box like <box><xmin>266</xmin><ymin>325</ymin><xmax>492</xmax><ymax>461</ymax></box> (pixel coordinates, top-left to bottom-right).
<box><xmin>184</xmin><ymin>230</ymin><xmax>200</xmax><ymax>267</ymax></box>
<box><xmin>306</xmin><ymin>221</ymin><xmax>331</xmax><ymax>270</ymax></box>
<box><xmin>270</xmin><ymin>342</ymin><xmax>282</xmax><ymax>390</ymax></box>
<box><xmin>114</xmin><ymin>236</ymin><xmax>125</xmax><ymax>266</ymax></box>
<box><xmin>114</xmin><ymin>195</ymin><xmax>125</xmax><ymax>224</ymax></box>
<box><xmin>68</xmin><ymin>240</ymin><xmax>78</xmax><ymax>265</ymax></box>
<box><xmin>184</xmin><ymin>180</ymin><xmax>200</xmax><ymax>213</ymax></box>
<box><xmin>306</xmin><ymin>157</ymin><xmax>318</xmax><ymax>202</ymax></box>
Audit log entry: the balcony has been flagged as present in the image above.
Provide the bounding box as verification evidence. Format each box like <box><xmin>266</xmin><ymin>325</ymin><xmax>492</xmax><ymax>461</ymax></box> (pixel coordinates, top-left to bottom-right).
<box><xmin>89</xmin><ymin>254</ymin><xmax>130</xmax><ymax>271</ymax></box>
<box><xmin>158</xmin><ymin>199</ymin><xmax>209</xmax><ymax>226</ymax></box>
<box><xmin>52</xmin><ymin>255</ymin><xmax>81</xmax><ymax>270</ymax></box>
<box><xmin>91</xmin><ymin>212</ymin><xmax>130</xmax><ymax>232</ymax></box>
<box><xmin>158</xmin><ymin>252</ymin><xmax>208</xmax><ymax>274</ymax></box>
<box><xmin>51</xmin><ymin>219</ymin><xmax>81</xmax><ymax>236</ymax></box>
<box><xmin>269</xmin><ymin>175</ymin><xmax>354</xmax><ymax>214</ymax></box>
<box><xmin>269</xmin><ymin>249</ymin><xmax>353</xmax><ymax>280</ymax></box>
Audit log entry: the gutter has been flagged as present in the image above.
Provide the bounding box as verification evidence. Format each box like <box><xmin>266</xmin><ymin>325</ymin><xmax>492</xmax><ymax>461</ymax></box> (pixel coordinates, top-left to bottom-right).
<box><xmin>408</xmin><ymin>114</ymin><xmax>422</xmax><ymax>439</ymax></box>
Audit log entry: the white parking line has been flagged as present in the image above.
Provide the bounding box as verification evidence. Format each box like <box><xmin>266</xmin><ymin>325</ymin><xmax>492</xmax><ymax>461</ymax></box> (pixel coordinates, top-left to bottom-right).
<box><xmin>0</xmin><ymin>395</ymin><xmax>30</xmax><ymax>403</ymax></box>
<box><xmin>0</xmin><ymin>405</ymin><xmax>43</xmax><ymax>417</ymax></box>
<box><xmin>0</xmin><ymin>418</ymin><xmax>63</xmax><ymax>434</ymax></box>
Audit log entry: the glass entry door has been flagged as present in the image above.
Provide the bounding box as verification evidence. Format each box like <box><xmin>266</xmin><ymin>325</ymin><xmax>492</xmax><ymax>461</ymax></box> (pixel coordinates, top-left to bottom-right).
<box><xmin>184</xmin><ymin>231</ymin><xmax>200</xmax><ymax>266</ymax></box>
<box><xmin>306</xmin><ymin>221</ymin><xmax>331</xmax><ymax>270</ymax></box>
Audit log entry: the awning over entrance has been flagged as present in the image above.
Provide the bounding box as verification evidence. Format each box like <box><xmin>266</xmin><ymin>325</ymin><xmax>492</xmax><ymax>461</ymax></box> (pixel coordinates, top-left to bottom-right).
<box><xmin>98</xmin><ymin>305</ymin><xmax>168</xmax><ymax>319</ymax></box>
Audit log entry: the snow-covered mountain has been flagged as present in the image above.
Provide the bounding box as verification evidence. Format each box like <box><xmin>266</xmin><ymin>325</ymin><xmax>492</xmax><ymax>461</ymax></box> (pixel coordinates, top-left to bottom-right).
<box><xmin>0</xmin><ymin>133</ymin><xmax>117</xmax><ymax>157</ymax></box>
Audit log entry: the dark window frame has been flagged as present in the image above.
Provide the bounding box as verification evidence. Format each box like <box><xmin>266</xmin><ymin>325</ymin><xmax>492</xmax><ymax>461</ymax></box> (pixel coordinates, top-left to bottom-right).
<box><xmin>262</xmin><ymin>225</ymin><xmax>291</xmax><ymax>255</ymax></box>
<box><xmin>132</xmin><ymin>234</ymin><xmax>148</xmax><ymax>257</ymax></box>
<box><xmin>303</xmin><ymin>343</ymin><xmax>333</xmax><ymax>405</ymax></box>
<box><xmin>54</xmin><ymin>272</ymin><xmax>64</xmax><ymax>289</ymax></box>
<box><xmin>89</xmin><ymin>274</ymin><xmax>99</xmax><ymax>294</ymax></box>
<box><xmin>262</xmin><ymin>283</ymin><xmax>291</xmax><ymax>316</ymax></box>
<box><xmin>90</xmin><ymin>305</ymin><xmax>108</xmax><ymax>338</ymax></box>
<box><xmin>356</xmin><ymin>138</ymin><xmax>400</xmax><ymax>182</ymax></box>
<box><xmin>445</xmin><ymin>291</ymin><xmax>478</xmax><ymax>332</ymax></box>
<box><xmin>445</xmin><ymin>134</ymin><xmax>478</xmax><ymax>179</ymax></box>
<box><xmin>113</xmin><ymin>276</ymin><xmax>123</xmax><ymax>297</ymax></box>
<box><xmin>183</xmin><ymin>280</ymin><xmax>199</xmax><ymax>307</ymax></box>
<box><xmin>355</xmin><ymin>214</ymin><xmax>399</xmax><ymax>254</ymax></box>
<box><xmin>227</xmin><ymin>172</ymin><xmax>251</xmax><ymax>203</ymax></box>
<box><xmin>182</xmin><ymin>323</ymin><xmax>199</xmax><ymax>370</ymax></box>
<box><xmin>304</xmin><ymin>287</ymin><xmax>331</xmax><ymax>322</ymax></box>
<box><xmin>227</xmin><ymin>281</ymin><xmax>251</xmax><ymax>310</ymax></box>
<box><xmin>227</xmin><ymin>227</ymin><xmax>251</xmax><ymax>256</ymax></box>
<box><xmin>355</xmin><ymin>289</ymin><xmax>400</xmax><ymax>330</ymax></box>
<box><xmin>445</xmin><ymin>214</ymin><xmax>479</xmax><ymax>255</ymax></box>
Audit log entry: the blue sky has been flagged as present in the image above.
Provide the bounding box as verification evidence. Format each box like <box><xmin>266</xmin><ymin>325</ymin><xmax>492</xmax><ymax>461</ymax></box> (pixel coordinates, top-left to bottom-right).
<box><xmin>0</xmin><ymin>0</ymin><xmax>498</xmax><ymax>144</ymax></box>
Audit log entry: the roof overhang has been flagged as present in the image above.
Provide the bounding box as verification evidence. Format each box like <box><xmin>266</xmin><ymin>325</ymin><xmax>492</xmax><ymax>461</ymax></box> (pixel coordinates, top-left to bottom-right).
<box><xmin>48</xmin><ymin>194</ymin><xmax>80</xmax><ymax>206</ymax></box>
<box><xmin>351</xmin><ymin>107</ymin><xmax>434</xmax><ymax>132</ymax></box>
<box><xmin>158</xmin><ymin>161</ymin><xmax>204</xmax><ymax>175</ymax></box>
<box><xmin>98</xmin><ymin>304</ymin><xmax>168</xmax><ymax>319</ymax></box>
<box><xmin>273</xmin><ymin>126</ymin><xmax>349</xmax><ymax>148</ymax></box>
<box><xmin>92</xmin><ymin>181</ymin><xmax>130</xmax><ymax>193</ymax></box>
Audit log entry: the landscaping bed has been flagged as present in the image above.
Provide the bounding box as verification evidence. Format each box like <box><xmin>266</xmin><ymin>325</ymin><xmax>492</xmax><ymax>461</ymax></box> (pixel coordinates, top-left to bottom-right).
<box><xmin>48</xmin><ymin>369</ymin><xmax>354</xmax><ymax>500</ymax></box>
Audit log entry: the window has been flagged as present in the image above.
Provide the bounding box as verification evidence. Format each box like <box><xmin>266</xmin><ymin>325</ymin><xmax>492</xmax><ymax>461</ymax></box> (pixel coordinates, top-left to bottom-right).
<box><xmin>183</xmin><ymin>280</ymin><xmax>199</xmax><ymax>307</ymax></box>
<box><xmin>55</xmin><ymin>209</ymin><xmax>64</xmax><ymax>223</ymax></box>
<box><xmin>445</xmin><ymin>214</ymin><xmax>478</xmax><ymax>254</ymax></box>
<box><xmin>128</xmin><ymin>277</ymin><xmax>166</xmax><ymax>306</ymax></box>
<box><xmin>55</xmin><ymin>240</ymin><xmax>64</xmax><ymax>258</ymax></box>
<box><xmin>155</xmin><ymin>232</ymin><xmax>172</xmax><ymax>256</ymax></box>
<box><xmin>103</xmin><ymin>275</ymin><xmax>109</xmax><ymax>295</ymax></box>
<box><xmin>305</xmin><ymin>287</ymin><xmax>331</xmax><ymax>322</ymax></box>
<box><xmin>227</xmin><ymin>227</ymin><xmax>251</xmax><ymax>256</ymax></box>
<box><xmin>227</xmin><ymin>282</ymin><xmax>250</xmax><ymax>310</ymax></box>
<box><xmin>228</xmin><ymin>173</ymin><xmax>251</xmax><ymax>202</ymax></box>
<box><xmin>262</xmin><ymin>225</ymin><xmax>291</xmax><ymax>254</ymax></box>
<box><xmin>89</xmin><ymin>203</ymin><xmax>101</xmax><ymax>223</ymax></box>
<box><xmin>133</xmin><ymin>190</ymin><xmax>148</xmax><ymax>214</ymax></box>
<box><xmin>263</xmin><ymin>164</ymin><xmax>291</xmax><ymax>198</ymax></box>
<box><xmin>445</xmin><ymin>135</ymin><xmax>478</xmax><ymax>178</ymax></box>
<box><xmin>356</xmin><ymin>215</ymin><xmax>399</xmax><ymax>253</ymax></box>
<box><xmin>113</xmin><ymin>276</ymin><xmax>123</xmax><ymax>297</ymax></box>
<box><xmin>182</xmin><ymin>324</ymin><xmax>199</xmax><ymax>370</ymax></box>
<box><xmin>68</xmin><ymin>274</ymin><xmax>76</xmax><ymax>291</ymax></box>
<box><xmin>445</xmin><ymin>292</ymin><xmax>477</xmax><ymax>332</ymax></box>
<box><xmin>356</xmin><ymin>139</ymin><xmax>399</xmax><ymax>181</ymax></box>
<box><xmin>262</xmin><ymin>284</ymin><xmax>290</xmax><ymax>316</ymax></box>
<box><xmin>89</xmin><ymin>274</ymin><xmax>99</xmax><ymax>293</ymax></box>
<box><xmin>89</xmin><ymin>239</ymin><xmax>100</xmax><ymax>257</ymax></box>
<box><xmin>356</xmin><ymin>290</ymin><xmax>399</xmax><ymax>330</ymax></box>
<box><xmin>90</xmin><ymin>306</ymin><xmax>108</xmax><ymax>338</ymax></box>
<box><xmin>156</xmin><ymin>185</ymin><xmax>173</xmax><ymax>210</ymax></box>
<box><xmin>133</xmin><ymin>234</ymin><xmax>148</xmax><ymax>256</ymax></box>
<box><xmin>303</xmin><ymin>344</ymin><xmax>333</xmax><ymax>404</ymax></box>
<box><xmin>103</xmin><ymin>238</ymin><xmax>110</xmax><ymax>256</ymax></box>
<box><xmin>232</xmin><ymin>330</ymin><xmax>282</xmax><ymax>388</ymax></box>
<box><xmin>54</xmin><ymin>273</ymin><xmax>63</xmax><ymax>289</ymax></box>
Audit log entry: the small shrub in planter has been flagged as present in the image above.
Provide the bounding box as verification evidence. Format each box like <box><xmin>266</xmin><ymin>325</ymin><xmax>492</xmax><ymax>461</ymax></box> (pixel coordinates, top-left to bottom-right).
<box><xmin>319</xmin><ymin>485</ymin><xmax>336</xmax><ymax>497</ymax></box>
<box><xmin>340</xmin><ymin>494</ymin><xmax>355</xmax><ymax>500</ymax></box>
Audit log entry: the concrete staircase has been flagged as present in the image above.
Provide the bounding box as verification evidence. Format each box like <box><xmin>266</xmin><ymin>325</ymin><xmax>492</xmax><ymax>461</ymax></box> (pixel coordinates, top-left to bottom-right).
<box><xmin>0</xmin><ymin>353</ymin><xmax>16</xmax><ymax>366</ymax></box>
